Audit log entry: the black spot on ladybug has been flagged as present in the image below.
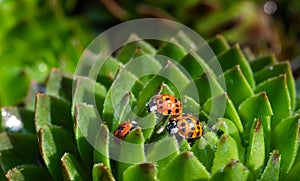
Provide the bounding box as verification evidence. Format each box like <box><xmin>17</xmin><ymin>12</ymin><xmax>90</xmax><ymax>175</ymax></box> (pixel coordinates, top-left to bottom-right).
<box><xmin>159</xmin><ymin>106</ymin><xmax>163</xmax><ymax>109</ymax></box>
<box><xmin>175</xmin><ymin>109</ymin><xmax>180</xmax><ymax>113</ymax></box>
<box><xmin>168</xmin><ymin>109</ymin><xmax>172</xmax><ymax>114</ymax></box>
<box><xmin>180</xmin><ymin>122</ymin><xmax>186</xmax><ymax>126</ymax></box>
<box><xmin>181</xmin><ymin>128</ymin><xmax>186</xmax><ymax>132</ymax></box>
<box><xmin>176</xmin><ymin>104</ymin><xmax>179</xmax><ymax>107</ymax></box>
<box><xmin>191</xmin><ymin>127</ymin><xmax>195</xmax><ymax>131</ymax></box>
<box><xmin>159</xmin><ymin>100</ymin><xmax>163</xmax><ymax>104</ymax></box>
<box><xmin>196</xmin><ymin>131</ymin><xmax>201</xmax><ymax>136</ymax></box>
<box><xmin>118</xmin><ymin>126</ymin><xmax>124</xmax><ymax>131</ymax></box>
<box><xmin>188</xmin><ymin>132</ymin><xmax>193</xmax><ymax>138</ymax></box>
<box><xmin>186</xmin><ymin>118</ymin><xmax>192</xmax><ymax>123</ymax></box>
<box><xmin>197</xmin><ymin>126</ymin><xmax>201</xmax><ymax>130</ymax></box>
<box><xmin>165</xmin><ymin>97</ymin><xmax>170</xmax><ymax>100</ymax></box>
<box><xmin>174</xmin><ymin>99</ymin><xmax>178</xmax><ymax>103</ymax></box>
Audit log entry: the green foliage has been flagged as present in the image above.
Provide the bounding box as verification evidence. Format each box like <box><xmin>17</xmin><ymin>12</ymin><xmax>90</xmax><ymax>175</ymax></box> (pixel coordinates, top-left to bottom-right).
<box><xmin>0</xmin><ymin>0</ymin><xmax>93</xmax><ymax>106</ymax></box>
<box><xmin>123</xmin><ymin>162</ymin><xmax>158</xmax><ymax>181</ymax></box>
<box><xmin>0</xmin><ymin>33</ymin><xmax>299</xmax><ymax>181</ymax></box>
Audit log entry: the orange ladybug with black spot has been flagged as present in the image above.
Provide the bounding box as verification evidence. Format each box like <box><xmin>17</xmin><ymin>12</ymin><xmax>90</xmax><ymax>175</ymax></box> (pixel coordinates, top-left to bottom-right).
<box><xmin>146</xmin><ymin>94</ymin><xmax>182</xmax><ymax>116</ymax></box>
<box><xmin>167</xmin><ymin>113</ymin><xmax>203</xmax><ymax>140</ymax></box>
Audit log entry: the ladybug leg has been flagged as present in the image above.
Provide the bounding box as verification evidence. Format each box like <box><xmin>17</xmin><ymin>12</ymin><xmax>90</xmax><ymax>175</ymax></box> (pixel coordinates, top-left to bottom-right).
<box><xmin>211</xmin><ymin>123</ymin><xmax>224</xmax><ymax>136</ymax></box>
<box><xmin>157</xmin><ymin>82</ymin><xmax>167</xmax><ymax>95</ymax></box>
<box><xmin>187</xmin><ymin>138</ymin><xmax>195</xmax><ymax>146</ymax></box>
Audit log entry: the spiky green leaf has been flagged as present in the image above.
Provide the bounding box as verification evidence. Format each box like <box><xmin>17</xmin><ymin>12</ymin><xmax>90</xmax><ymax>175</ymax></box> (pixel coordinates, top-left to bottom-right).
<box><xmin>183</xmin><ymin>71</ymin><xmax>223</xmax><ymax>106</ymax></box>
<box><xmin>116</xmin><ymin>128</ymin><xmax>145</xmax><ymax>181</ymax></box>
<box><xmin>138</xmin><ymin>113</ymin><xmax>157</xmax><ymax>140</ymax></box>
<box><xmin>271</xmin><ymin>115</ymin><xmax>300</xmax><ymax>179</ymax></box>
<box><xmin>191</xmin><ymin>132</ymin><xmax>218</xmax><ymax>172</ymax></box>
<box><xmin>214</xmin><ymin>118</ymin><xmax>244</xmax><ymax>162</ymax></box>
<box><xmin>285</xmin><ymin>146</ymin><xmax>300</xmax><ymax>180</ymax></box>
<box><xmin>254</xmin><ymin>61</ymin><xmax>295</xmax><ymax>110</ymax></box>
<box><xmin>203</xmin><ymin>93</ymin><xmax>243</xmax><ymax>134</ymax></box>
<box><xmin>218</xmin><ymin>65</ymin><xmax>254</xmax><ymax>107</ymax></box>
<box><xmin>74</xmin><ymin>103</ymin><xmax>99</xmax><ymax>170</ymax></box>
<box><xmin>116</xmin><ymin>37</ymin><xmax>156</xmax><ymax>64</ymax></box>
<box><xmin>45</xmin><ymin>68</ymin><xmax>73</xmax><ymax>102</ymax></box>
<box><xmin>123</xmin><ymin>162</ymin><xmax>158</xmax><ymax>181</ymax></box>
<box><xmin>211</xmin><ymin>134</ymin><xmax>239</xmax><ymax>174</ymax></box>
<box><xmin>209</xmin><ymin>44</ymin><xmax>255</xmax><ymax>88</ymax></box>
<box><xmin>72</xmin><ymin>76</ymin><xmax>107</xmax><ymax>116</ymax></box>
<box><xmin>97</xmin><ymin>57</ymin><xmax>122</xmax><ymax>88</ymax></box>
<box><xmin>255</xmin><ymin>75</ymin><xmax>291</xmax><ymax>128</ymax></box>
<box><xmin>245</xmin><ymin>118</ymin><xmax>265</xmax><ymax>178</ymax></box>
<box><xmin>146</xmin><ymin>136</ymin><xmax>179</xmax><ymax>173</ymax></box>
<box><xmin>250</xmin><ymin>55</ymin><xmax>277</xmax><ymax>73</ymax></box>
<box><xmin>35</xmin><ymin>94</ymin><xmax>73</xmax><ymax>133</ymax></box>
<box><xmin>6</xmin><ymin>165</ymin><xmax>53</xmax><ymax>181</ymax></box>
<box><xmin>207</xmin><ymin>34</ymin><xmax>230</xmax><ymax>56</ymax></box>
<box><xmin>61</xmin><ymin>153</ymin><xmax>89</xmax><ymax>181</ymax></box>
<box><xmin>211</xmin><ymin>160</ymin><xmax>250</xmax><ymax>181</ymax></box>
<box><xmin>111</xmin><ymin>92</ymin><xmax>135</xmax><ymax>132</ymax></box>
<box><xmin>102</xmin><ymin>68</ymin><xmax>140</xmax><ymax>129</ymax></box>
<box><xmin>179</xmin><ymin>53</ymin><xmax>206</xmax><ymax>79</ymax></box>
<box><xmin>38</xmin><ymin>125</ymin><xmax>79</xmax><ymax>180</ymax></box>
<box><xmin>94</xmin><ymin>124</ymin><xmax>111</xmax><ymax>170</ymax></box>
<box><xmin>259</xmin><ymin>150</ymin><xmax>281</xmax><ymax>181</ymax></box>
<box><xmin>92</xmin><ymin>163</ymin><xmax>115</xmax><ymax>181</ymax></box>
<box><xmin>159</xmin><ymin>151</ymin><xmax>210</xmax><ymax>181</ymax></box>
<box><xmin>238</xmin><ymin>92</ymin><xmax>272</xmax><ymax>158</ymax></box>
<box><xmin>0</xmin><ymin>133</ymin><xmax>39</xmax><ymax>172</ymax></box>
<box><xmin>157</xmin><ymin>41</ymin><xmax>187</xmax><ymax>62</ymax></box>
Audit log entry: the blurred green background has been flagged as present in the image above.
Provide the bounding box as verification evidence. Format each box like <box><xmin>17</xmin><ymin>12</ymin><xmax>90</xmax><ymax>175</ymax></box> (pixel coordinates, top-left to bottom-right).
<box><xmin>0</xmin><ymin>0</ymin><xmax>299</xmax><ymax>106</ymax></box>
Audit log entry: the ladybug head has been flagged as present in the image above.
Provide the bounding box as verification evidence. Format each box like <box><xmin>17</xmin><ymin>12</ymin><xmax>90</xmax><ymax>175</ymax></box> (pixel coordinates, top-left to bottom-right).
<box><xmin>166</xmin><ymin>121</ymin><xmax>178</xmax><ymax>135</ymax></box>
<box><xmin>146</xmin><ymin>102</ymin><xmax>157</xmax><ymax>113</ymax></box>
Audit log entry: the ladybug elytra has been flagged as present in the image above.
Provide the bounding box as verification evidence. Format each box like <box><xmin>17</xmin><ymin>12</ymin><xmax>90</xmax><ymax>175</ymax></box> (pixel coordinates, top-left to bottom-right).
<box><xmin>146</xmin><ymin>94</ymin><xmax>182</xmax><ymax>116</ymax></box>
<box><xmin>167</xmin><ymin>114</ymin><xmax>203</xmax><ymax>139</ymax></box>
<box><xmin>114</xmin><ymin>121</ymin><xmax>138</xmax><ymax>140</ymax></box>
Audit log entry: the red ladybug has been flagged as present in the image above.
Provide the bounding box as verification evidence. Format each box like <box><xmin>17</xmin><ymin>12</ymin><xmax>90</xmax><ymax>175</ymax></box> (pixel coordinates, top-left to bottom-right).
<box><xmin>114</xmin><ymin>121</ymin><xmax>138</xmax><ymax>140</ymax></box>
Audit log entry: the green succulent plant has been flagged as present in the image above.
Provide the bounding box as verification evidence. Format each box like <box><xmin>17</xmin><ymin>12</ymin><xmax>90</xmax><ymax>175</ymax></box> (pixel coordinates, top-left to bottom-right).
<box><xmin>1</xmin><ymin>32</ymin><xmax>299</xmax><ymax>181</ymax></box>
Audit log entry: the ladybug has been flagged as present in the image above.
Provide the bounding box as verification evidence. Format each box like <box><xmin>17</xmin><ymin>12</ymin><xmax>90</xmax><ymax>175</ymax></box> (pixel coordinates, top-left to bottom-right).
<box><xmin>114</xmin><ymin>121</ymin><xmax>138</xmax><ymax>140</ymax></box>
<box><xmin>167</xmin><ymin>114</ymin><xmax>203</xmax><ymax>139</ymax></box>
<box><xmin>146</xmin><ymin>94</ymin><xmax>182</xmax><ymax>116</ymax></box>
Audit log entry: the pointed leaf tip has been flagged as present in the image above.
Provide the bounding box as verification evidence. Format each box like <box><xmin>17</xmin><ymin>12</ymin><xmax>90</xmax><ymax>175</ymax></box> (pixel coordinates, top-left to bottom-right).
<box><xmin>271</xmin><ymin>150</ymin><xmax>280</xmax><ymax>164</ymax></box>
<box><xmin>259</xmin><ymin>150</ymin><xmax>281</xmax><ymax>181</ymax></box>
<box><xmin>139</xmin><ymin>162</ymin><xmax>157</xmax><ymax>175</ymax></box>
<box><xmin>225</xmin><ymin>159</ymin><xmax>239</xmax><ymax>168</ymax></box>
<box><xmin>254</xmin><ymin>118</ymin><xmax>262</xmax><ymax>132</ymax></box>
<box><xmin>93</xmin><ymin>163</ymin><xmax>115</xmax><ymax>181</ymax></box>
<box><xmin>159</xmin><ymin>151</ymin><xmax>210</xmax><ymax>181</ymax></box>
<box><xmin>211</xmin><ymin>134</ymin><xmax>239</xmax><ymax>174</ymax></box>
<box><xmin>5</xmin><ymin>165</ymin><xmax>53</xmax><ymax>181</ymax></box>
<box><xmin>210</xmin><ymin>159</ymin><xmax>250</xmax><ymax>181</ymax></box>
<box><xmin>123</xmin><ymin>162</ymin><xmax>158</xmax><ymax>181</ymax></box>
<box><xmin>61</xmin><ymin>153</ymin><xmax>89</xmax><ymax>181</ymax></box>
